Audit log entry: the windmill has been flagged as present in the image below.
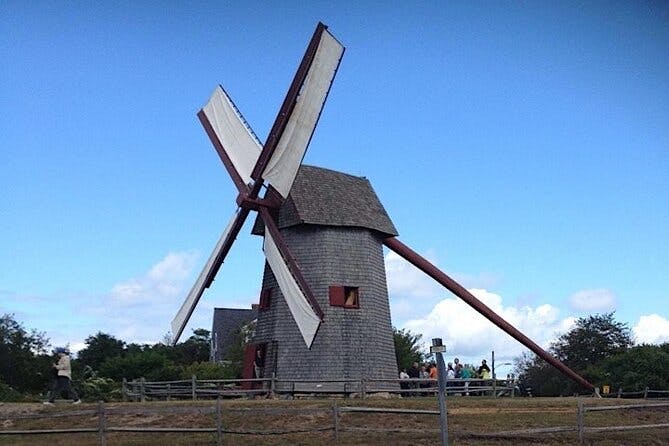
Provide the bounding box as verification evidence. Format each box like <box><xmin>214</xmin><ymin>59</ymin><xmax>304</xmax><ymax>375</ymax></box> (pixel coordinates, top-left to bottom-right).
<box><xmin>171</xmin><ymin>22</ymin><xmax>594</xmax><ymax>391</ymax></box>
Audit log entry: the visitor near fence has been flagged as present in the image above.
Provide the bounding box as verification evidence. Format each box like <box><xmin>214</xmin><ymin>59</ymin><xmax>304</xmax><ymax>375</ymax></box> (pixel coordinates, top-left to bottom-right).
<box><xmin>453</xmin><ymin>357</ymin><xmax>462</xmax><ymax>378</ymax></box>
<box><xmin>44</xmin><ymin>347</ymin><xmax>81</xmax><ymax>405</ymax></box>
<box><xmin>478</xmin><ymin>359</ymin><xmax>491</xmax><ymax>379</ymax></box>
<box><xmin>399</xmin><ymin>368</ymin><xmax>410</xmax><ymax>389</ymax></box>
<box><xmin>446</xmin><ymin>362</ymin><xmax>455</xmax><ymax>379</ymax></box>
<box><xmin>407</xmin><ymin>362</ymin><xmax>420</xmax><ymax>395</ymax></box>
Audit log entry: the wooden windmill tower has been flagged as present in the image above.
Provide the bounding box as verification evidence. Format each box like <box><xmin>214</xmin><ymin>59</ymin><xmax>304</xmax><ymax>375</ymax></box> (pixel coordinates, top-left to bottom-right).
<box><xmin>171</xmin><ymin>23</ymin><xmax>594</xmax><ymax>392</ymax></box>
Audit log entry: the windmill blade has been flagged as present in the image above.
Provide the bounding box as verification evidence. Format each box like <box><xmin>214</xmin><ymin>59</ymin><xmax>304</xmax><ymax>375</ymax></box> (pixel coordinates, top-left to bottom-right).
<box><xmin>247</xmin><ymin>23</ymin><xmax>344</xmax><ymax>200</ymax></box>
<box><xmin>383</xmin><ymin>237</ymin><xmax>595</xmax><ymax>391</ymax></box>
<box><xmin>199</xmin><ymin>86</ymin><xmax>262</xmax><ymax>192</ymax></box>
<box><xmin>261</xmin><ymin>28</ymin><xmax>344</xmax><ymax>197</ymax></box>
<box><xmin>171</xmin><ymin>207</ymin><xmax>250</xmax><ymax>344</ymax></box>
<box><xmin>262</xmin><ymin>223</ymin><xmax>322</xmax><ymax>348</ymax></box>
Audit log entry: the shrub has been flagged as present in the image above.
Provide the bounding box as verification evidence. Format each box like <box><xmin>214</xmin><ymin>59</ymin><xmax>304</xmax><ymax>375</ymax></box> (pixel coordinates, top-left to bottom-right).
<box><xmin>0</xmin><ymin>381</ymin><xmax>23</xmax><ymax>402</ymax></box>
<box><xmin>182</xmin><ymin>362</ymin><xmax>237</xmax><ymax>380</ymax></box>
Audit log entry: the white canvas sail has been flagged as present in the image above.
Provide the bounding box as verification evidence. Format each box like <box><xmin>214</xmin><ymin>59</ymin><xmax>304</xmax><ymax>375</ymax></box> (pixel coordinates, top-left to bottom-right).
<box><xmin>202</xmin><ymin>86</ymin><xmax>262</xmax><ymax>185</ymax></box>
<box><xmin>262</xmin><ymin>30</ymin><xmax>344</xmax><ymax>197</ymax></box>
<box><xmin>263</xmin><ymin>229</ymin><xmax>321</xmax><ymax>347</ymax></box>
<box><xmin>171</xmin><ymin>209</ymin><xmax>240</xmax><ymax>342</ymax></box>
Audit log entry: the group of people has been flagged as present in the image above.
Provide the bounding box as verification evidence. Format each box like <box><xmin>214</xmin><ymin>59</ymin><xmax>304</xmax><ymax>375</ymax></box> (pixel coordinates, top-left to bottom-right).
<box><xmin>399</xmin><ymin>358</ymin><xmax>492</xmax><ymax>388</ymax></box>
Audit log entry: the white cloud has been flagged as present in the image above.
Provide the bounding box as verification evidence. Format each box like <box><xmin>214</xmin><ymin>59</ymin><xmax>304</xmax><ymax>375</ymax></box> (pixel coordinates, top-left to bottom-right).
<box><xmin>403</xmin><ymin>289</ymin><xmax>572</xmax><ymax>363</ymax></box>
<box><xmin>81</xmin><ymin>251</ymin><xmax>202</xmax><ymax>345</ymax></box>
<box><xmin>568</xmin><ymin>288</ymin><xmax>616</xmax><ymax>312</ymax></box>
<box><xmin>633</xmin><ymin>314</ymin><xmax>669</xmax><ymax>344</ymax></box>
<box><xmin>110</xmin><ymin>252</ymin><xmax>197</xmax><ymax>306</ymax></box>
<box><xmin>385</xmin><ymin>249</ymin><xmax>574</xmax><ymax>365</ymax></box>
<box><xmin>385</xmin><ymin>250</ymin><xmax>443</xmax><ymax>299</ymax></box>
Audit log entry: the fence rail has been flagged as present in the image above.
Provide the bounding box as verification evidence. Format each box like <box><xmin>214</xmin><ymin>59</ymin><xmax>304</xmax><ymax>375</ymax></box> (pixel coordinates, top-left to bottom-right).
<box><xmin>1</xmin><ymin>399</ymin><xmax>667</xmax><ymax>444</ymax></box>
<box><xmin>122</xmin><ymin>376</ymin><xmax>518</xmax><ymax>401</ymax></box>
<box><xmin>577</xmin><ymin>400</ymin><xmax>669</xmax><ymax>444</ymax></box>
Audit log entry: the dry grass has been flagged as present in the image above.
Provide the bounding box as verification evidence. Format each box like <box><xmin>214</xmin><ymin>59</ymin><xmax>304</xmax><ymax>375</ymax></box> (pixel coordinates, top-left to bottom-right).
<box><xmin>0</xmin><ymin>396</ymin><xmax>667</xmax><ymax>445</ymax></box>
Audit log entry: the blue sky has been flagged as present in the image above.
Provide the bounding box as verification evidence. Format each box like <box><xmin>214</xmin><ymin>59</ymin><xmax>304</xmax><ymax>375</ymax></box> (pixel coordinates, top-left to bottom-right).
<box><xmin>2</xmin><ymin>2</ymin><xmax>668</xmax><ymax>368</ymax></box>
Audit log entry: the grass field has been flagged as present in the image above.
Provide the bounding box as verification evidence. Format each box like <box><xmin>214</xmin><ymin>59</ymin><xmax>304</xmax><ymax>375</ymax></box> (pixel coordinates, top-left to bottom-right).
<box><xmin>1</xmin><ymin>396</ymin><xmax>667</xmax><ymax>445</ymax></box>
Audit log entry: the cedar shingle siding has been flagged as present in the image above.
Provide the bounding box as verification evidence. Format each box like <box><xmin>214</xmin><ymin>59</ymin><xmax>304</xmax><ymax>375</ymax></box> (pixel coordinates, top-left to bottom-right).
<box><xmin>251</xmin><ymin>166</ymin><xmax>399</xmax><ymax>389</ymax></box>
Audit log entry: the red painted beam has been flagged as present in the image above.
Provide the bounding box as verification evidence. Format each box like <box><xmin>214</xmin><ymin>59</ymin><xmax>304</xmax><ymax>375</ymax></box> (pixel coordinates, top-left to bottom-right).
<box><xmin>383</xmin><ymin>236</ymin><xmax>594</xmax><ymax>391</ymax></box>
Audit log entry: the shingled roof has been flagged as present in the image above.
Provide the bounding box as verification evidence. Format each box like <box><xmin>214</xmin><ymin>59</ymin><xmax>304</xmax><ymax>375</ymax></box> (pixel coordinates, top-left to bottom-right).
<box><xmin>211</xmin><ymin>307</ymin><xmax>257</xmax><ymax>362</ymax></box>
<box><xmin>252</xmin><ymin>165</ymin><xmax>398</xmax><ymax>237</ymax></box>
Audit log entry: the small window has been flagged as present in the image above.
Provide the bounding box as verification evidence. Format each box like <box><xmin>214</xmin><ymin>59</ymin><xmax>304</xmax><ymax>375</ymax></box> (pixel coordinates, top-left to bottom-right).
<box><xmin>343</xmin><ymin>287</ymin><xmax>359</xmax><ymax>308</ymax></box>
<box><xmin>329</xmin><ymin>285</ymin><xmax>359</xmax><ymax>308</ymax></box>
<box><xmin>259</xmin><ymin>287</ymin><xmax>272</xmax><ymax>310</ymax></box>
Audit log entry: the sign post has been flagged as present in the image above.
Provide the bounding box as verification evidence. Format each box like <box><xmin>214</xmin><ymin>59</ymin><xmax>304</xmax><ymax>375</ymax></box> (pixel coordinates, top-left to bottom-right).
<box><xmin>431</xmin><ymin>338</ymin><xmax>449</xmax><ymax>446</ymax></box>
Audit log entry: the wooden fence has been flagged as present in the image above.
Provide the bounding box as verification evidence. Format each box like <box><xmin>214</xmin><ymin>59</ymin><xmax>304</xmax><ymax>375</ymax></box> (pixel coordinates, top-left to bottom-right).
<box><xmin>0</xmin><ymin>400</ymin><xmax>334</xmax><ymax>445</ymax></box>
<box><xmin>577</xmin><ymin>400</ymin><xmax>669</xmax><ymax>444</ymax></box>
<box><xmin>122</xmin><ymin>376</ymin><xmax>517</xmax><ymax>401</ymax></box>
<box><xmin>1</xmin><ymin>399</ymin><xmax>668</xmax><ymax>444</ymax></box>
<box><xmin>600</xmin><ymin>387</ymin><xmax>669</xmax><ymax>399</ymax></box>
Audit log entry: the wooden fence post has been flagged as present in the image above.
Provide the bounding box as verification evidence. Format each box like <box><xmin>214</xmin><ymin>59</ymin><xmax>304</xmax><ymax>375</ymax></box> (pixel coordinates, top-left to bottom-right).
<box><xmin>97</xmin><ymin>401</ymin><xmax>107</xmax><ymax>446</ymax></box>
<box><xmin>361</xmin><ymin>380</ymin><xmax>367</xmax><ymax>399</ymax></box>
<box><xmin>192</xmin><ymin>375</ymin><xmax>197</xmax><ymax>400</ymax></box>
<box><xmin>270</xmin><ymin>375</ymin><xmax>276</xmax><ymax>398</ymax></box>
<box><xmin>167</xmin><ymin>383</ymin><xmax>171</xmax><ymax>401</ymax></box>
<box><xmin>332</xmin><ymin>399</ymin><xmax>340</xmax><ymax>444</ymax></box>
<box><xmin>577</xmin><ymin>400</ymin><xmax>584</xmax><ymax>445</ymax></box>
<box><xmin>617</xmin><ymin>387</ymin><xmax>623</xmax><ymax>398</ymax></box>
<box><xmin>216</xmin><ymin>397</ymin><xmax>223</xmax><ymax>446</ymax></box>
<box><xmin>644</xmin><ymin>386</ymin><xmax>649</xmax><ymax>399</ymax></box>
<box><xmin>492</xmin><ymin>378</ymin><xmax>497</xmax><ymax>398</ymax></box>
<box><xmin>140</xmin><ymin>377</ymin><xmax>146</xmax><ymax>403</ymax></box>
<box><xmin>122</xmin><ymin>378</ymin><xmax>127</xmax><ymax>402</ymax></box>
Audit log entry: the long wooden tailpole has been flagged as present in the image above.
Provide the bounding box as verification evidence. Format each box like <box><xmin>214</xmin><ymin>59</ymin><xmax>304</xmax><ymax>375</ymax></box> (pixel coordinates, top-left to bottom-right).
<box><xmin>384</xmin><ymin>236</ymin><xmax>594</xmax><ymax>391</ymax></box>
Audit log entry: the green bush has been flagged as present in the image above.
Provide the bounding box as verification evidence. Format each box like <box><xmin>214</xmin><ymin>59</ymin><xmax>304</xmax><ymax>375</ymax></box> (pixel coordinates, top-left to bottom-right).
<box><xmin>77</xmin><ymin>366</ymin><xmax>122</xmax><ymax>402</ymax></box>
<box><xmin>0</xmin><ymin>381</ymin><xmax>23</xmax><ymax>402</ymax></box>
<box><xmin>181</xmin><ymin>362</ymin><xmax>237</xmax><ymax>380</ymax></box>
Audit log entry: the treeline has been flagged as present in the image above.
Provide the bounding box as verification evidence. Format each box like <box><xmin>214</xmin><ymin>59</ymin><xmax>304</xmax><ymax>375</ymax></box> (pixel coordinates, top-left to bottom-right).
<box><xmin>0</xmin><ymin>314</ymin><xmax>237</xmax><ymax>402</ymax></box>
<box><xmin>2</xmin><ymin>312</ymin><xmax>668</xmax><ymax>401</ymax></box>
<box><xmin>515</xmin><ymin>313</ymin><xmax>669</xmax><ymax>396</ymax></box>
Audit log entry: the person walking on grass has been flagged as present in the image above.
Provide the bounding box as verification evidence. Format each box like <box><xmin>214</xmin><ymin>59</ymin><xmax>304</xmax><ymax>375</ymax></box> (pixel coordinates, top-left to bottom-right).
<box><xmin>44</xmin><ymin>347</ymin><xmax>81</xmax><ymax>405</ymax></box>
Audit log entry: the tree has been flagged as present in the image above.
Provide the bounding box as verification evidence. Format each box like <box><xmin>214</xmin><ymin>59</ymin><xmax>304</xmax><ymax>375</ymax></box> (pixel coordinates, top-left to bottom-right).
<box><xmin>393</xmin><ymin>327</ymin><xmax>424</xmax><ymax>372</ymax></box>
<box><xmin>0</xmin><ymin>314</ymin><xmax>51</xmax><ymax>394</ymax></box>
<box><xmin>597</xmin><ymin>343</ymin><xmax>669</xmax><ymax>392</ymax></box>
<box><xmin>172</xmin><ymin>329</ymin><xmax>211</xmax><ymax>365</ymax></box>
<box><xmin>77</xmin><ymin>332</ymin><xmax>125</xmax><ymax>370</ymax></box>
<box><xmin>516</xmin><ymin>313</ymin><xmax>633</xmax><ymax>396</ymax></box>
<box><xmin>99</xmin><ymin>350</ymin><xmax>181</xmax><ymax>381</ymax></box>
<box><xmin>224</xmin><ymin>321</ymin><xmax>256</xmax><ymax>378</ymax></box>
<box><xmin>551</xmin><ymin>313</ymin><xmax>632</xmax><ymax>371</ymax></box>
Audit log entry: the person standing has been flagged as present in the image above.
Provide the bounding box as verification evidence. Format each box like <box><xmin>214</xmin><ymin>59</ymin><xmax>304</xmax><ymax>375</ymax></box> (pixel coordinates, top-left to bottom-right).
<box><xmin>453</xmin><ymin>357</ymin><xmax>463</xmax><ymax>378</ymax></box>
<box><xmin>44</xmin><ymin>347</ymin><xmax>80</xmax><ymax>405</ymax></box>
<box><xmin>407</xmin><ymin>362</ymin><xmax>420</xmax><ymax>396</ymax></box>
<box><xmin>399</xmin><ymin>368</ymin><xmax>410</xmax><ymax>390</ymax></box>
<box><xmin>478</xmin><ymin>359</ymin><xmax>491</xmax><ymax>379</ymax></box>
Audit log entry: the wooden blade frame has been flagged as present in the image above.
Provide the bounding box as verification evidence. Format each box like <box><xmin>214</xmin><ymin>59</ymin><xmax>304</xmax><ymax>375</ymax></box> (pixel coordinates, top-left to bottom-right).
<box><xmin>384</xmin><ymin>236</ymin><xmax>595</xmax><ymax>391</ymax></box>
<box><xmin>171</xmin><ymin>208</ymin><xmax>250</xmax><ymax>344</ymax></box>
<box><xmin>173</xmin><ymin>23</ymin><xmax>336</xmax><ymax>343</ymax></box>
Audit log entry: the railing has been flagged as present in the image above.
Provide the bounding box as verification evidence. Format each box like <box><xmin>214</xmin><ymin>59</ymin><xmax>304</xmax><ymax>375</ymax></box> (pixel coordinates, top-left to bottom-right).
<box><xmin>577</xmin><ymin>400</ymin><xmax>669</xmax><ymax>444</ymax></box>
<box><xmin>600</xmin><ymin>387</ymin><xmax>669</xmax><ymax>399</ymax></box>
<box><xmin>122</xmin><ymin>376</ymin><xmax>517</xmax><ymax>401</ymax></box>
<box><xmin>0</xmin><ymin>400</ymin><xmax>335</xmax><ymax>446</ymax></box>
<box><xmin>2</xmin><ymin>399</ymin><xmax>667</xmax><ymax>444</ymax></box>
